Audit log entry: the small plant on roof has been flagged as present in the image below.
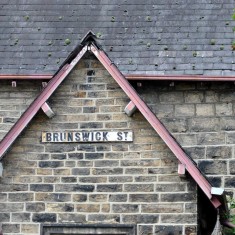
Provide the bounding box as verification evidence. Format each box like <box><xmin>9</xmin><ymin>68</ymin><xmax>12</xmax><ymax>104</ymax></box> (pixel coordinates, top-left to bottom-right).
<box><xmin>163</xmin><ymin>46</ymin><xmax>168</xmax><ymax>51</ymax></box>
<box><xmin>14</xmin><ymin>38</ymin><xmax>19</xmax><ymax>45</ymax></box>
<box><xmin>111</xmin><ymin>16</ymin><xmax>115</xmax><ymax>22</ymax></box>
<box><xmin>210</xmin><ymin>39</ymin><xmax>216</xmax><ymax>45</ymax></box>
<box><xmin>146</xmin><ymin>42</ymin><xmax>151</xmax><ymax>48</ymax></box>
<box><xmin>65</xmin><ymin>38</ymin><xmax>71</xmax><ymax>45</ymax></box>
<box><xmin>146</xmin><ymin>16</ymin><xmax>152</xmax><ymax>22</ymax></box>
<box><xmin>128</xmin><ymin>59</ymin><xmax>133</xmax><ymax>64</ymax></box>
<box><xmin>58</xmin><ymin>16</ymin><xmax>63</xmax><ymax>20</ymax></box>
<box><xmin>232</xmin><ymin>40</ymin><xmax>235</xmax><ymax>50</ymax></box>
<box><xmin>96</xmin><ymin>32</ymin><xmax>102</xmax><ymax>38</ymax></box>
<box><xmin>232</xmin><ymin>10</ymin><xmax>235</xmax><ymax>20</ymax></box>
<box><xmin>220</xmin><ymin>45</ymin><xmax>224</xmax><ymax>50</ymax></box>
<box><xmin>24</xmin><ymin>15</ymin><xmax>30</xmax><ymax>21</ymax></box>
<box><xmin>48</xmin><ymin>41</ymin><xmax>53</xmax><ymax>46</ymax></box>
<box><xmin>48</xmin><ymin>52</ymin><xmax>52</xmax><ymax>57</ymax></box>
<box><xmin>192</xmin><ymin>51</ymin><xmax>197</xmax><ymax>57</ymax></box>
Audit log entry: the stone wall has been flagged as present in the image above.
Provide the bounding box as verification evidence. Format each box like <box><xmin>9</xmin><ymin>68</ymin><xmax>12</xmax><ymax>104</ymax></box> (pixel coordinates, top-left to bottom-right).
<box><xmin>1</xmin><ymin>56</ymin><xmax>234</xmax><ymax>234</ymax></box>
<box><xmin>138</xmin><ymin>80</ymin><xmax>235</xmax><ymax>192</ymax></box>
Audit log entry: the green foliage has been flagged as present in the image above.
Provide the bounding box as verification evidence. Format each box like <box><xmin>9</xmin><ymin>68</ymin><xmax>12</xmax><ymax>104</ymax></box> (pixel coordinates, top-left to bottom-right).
<box><xmin>24</xmin><ymin>15</ymin><xmax>29</xmax><ymax>21</ymax></box>
<box><xmin>224</xmin><ymin>197</ymin><xmax>235</xmax><ymax>235</ymax></box>
<box><xmin>146</xmin><ymin>16</ymin><xmax>152</xmax><ymax>22</ymax></box>
<box><xmin>96</xmin><ymin>32</ymin><xmax>102</xmax><ymax>38</ymax></box>
<box><xmin>210</xmin><ymin>39</ymin><xmax>216</xmax><ymax>45</ymax></box>
<box><xmin>192</xmin><ymin>51</ymin><xmax>197</xmax><ymax>57</ymax></box>
<box><xmin>64</xmin><ymin>38</ymin><xmax>71</xmax><ymax>45</ymax></box>
<box><xmin>232</xmin><ymin>13</ymin><xmax>235</xmax><ymax>20</ymax></box>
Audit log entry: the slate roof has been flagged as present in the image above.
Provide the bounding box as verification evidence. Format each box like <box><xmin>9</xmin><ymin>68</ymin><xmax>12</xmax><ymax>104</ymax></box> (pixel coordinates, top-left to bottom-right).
<box><xmin>0</xmin><ymin>0</ymin><xmax>234</xmax><ymax>75</ymax></box>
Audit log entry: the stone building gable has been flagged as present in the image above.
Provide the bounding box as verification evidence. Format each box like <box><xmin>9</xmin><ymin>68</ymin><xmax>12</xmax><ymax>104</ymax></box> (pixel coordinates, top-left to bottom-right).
<box><xmin>0</xmin><ymin>55</ymin><xmax>197</xmax><ymax>234</ymax></box>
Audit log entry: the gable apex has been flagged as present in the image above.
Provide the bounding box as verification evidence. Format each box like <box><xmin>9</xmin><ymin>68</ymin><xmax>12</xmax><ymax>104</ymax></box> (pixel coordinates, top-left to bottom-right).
<box><xmin>0</xmin><ymin>31</ymin><xmax>224</xmax><ymax>212</ymax></box>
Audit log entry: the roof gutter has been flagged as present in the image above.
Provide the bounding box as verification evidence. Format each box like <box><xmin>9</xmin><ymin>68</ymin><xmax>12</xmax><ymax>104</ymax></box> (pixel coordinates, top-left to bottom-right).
<box><xmin>125</xmin><ymin>74</ymin><xmax>235</xmax><ymax>82</ymax></box>
<box><xmin>0</xmin><ymin>74</ymin><xmax>235</xmax><ymax>81</ymax></box>
<box><xmin>0</xmin><ymin>74</ymin><xmax>52</xmax><ymax>80</ymax></box>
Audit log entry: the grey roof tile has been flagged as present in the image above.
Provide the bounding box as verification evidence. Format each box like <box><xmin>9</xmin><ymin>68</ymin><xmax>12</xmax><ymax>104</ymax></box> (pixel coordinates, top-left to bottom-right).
<box><xmin>0</xmin><ymin>0</ymin><xmax>234</xmax><ymax>75</ymax></box>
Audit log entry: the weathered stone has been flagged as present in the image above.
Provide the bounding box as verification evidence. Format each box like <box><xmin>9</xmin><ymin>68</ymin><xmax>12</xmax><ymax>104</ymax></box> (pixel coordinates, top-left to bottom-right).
<box><xmin>35</xmin><ymin>193</ymin><xmax>71</xmax><ymax>202</ymax></box>
<box><xmin>46</xmin><ymin>203</ymin><xmax>74</xmax><ymax>212</ymax></box>
<box><xmin>21</xmin><ymin>224</ymin><xmax>40</xmax><ymax>234</ymax></box>
<box><xmin>72</xmin><ymin>168</ymin><xmax>90</xmax><ymax>175</ymax></box>
<box><xmin>2</xmin><ymin>224</ymin><xmax>20</xmax><ymax>233</ymax></box>
<box><xmin>12</xmin><ymin>212</ymin><xmax>31</xmax><ymax>222</ymax></box>
<box><xmin>73</xmin><ymin>194</ymin><xmax>87</xmax><ymax>202</ymax></box>
<box><xmin>229</xmin><ymin>161</ymin><xmax>235</xmax><ymax>175</ymax></box>
<box><xmin>109</xmin><ymin>194</ymin><xmax>127</xmax><ymax>202</ymax></box>
<box><xmin>88</xmin><ymin>214</ymin><xmax>120</xmax><ymax>223</ymax></box>
<box><xmin>198</xmin><ymin>160</ymin><xmax>227</xmax><ymax>175</ymax></box>
<box><xmin>55</xmin><ymin>184</ymin><xmax>95</xmax><ymax>192</ymax></box>
<box><xmin>189</xmin><ymin>117</ymin><xmax>220</xmax><ymax>132</ymax></box>
<box><xmin>39</xmin><ymin>161</ymin><xmax>64</xmax><ymax>168</ymax></box>
<box><xmin>26</xmin><ymin>202</ymin><xmax>45</xmax><ymax>212</ymax></box>
<box><xmin>112</xmin><ymin>204</ymin><xmax>139</xmax><ymax>213</ymax></box>
<box><xmin>154</xmin><ymin>225</ymin><xmax>183</xmax><ymax>235</ymax></box>
<box><xmin>142</xmin><ymin>203</ymin><xmax>183</xmax><ymax>213</ymax></box>
<box><xmin>0</xmin><ymin>213</ymin><xmax>10</xmax><ymax>222</ymax></box>
<box><xmin>0</xmin><ymin>203</ymin><xmax>24</xmax><ymax>212</ymax></box>
<box><xmin>92</xmin><ymin>168</ymin><xmax>123</xmax><ymax>175</ymax></box>
<box><xmin>129</xmin><ymin>194</ymin><xmax>159</xmax><ymax>202</ymax></box>
<box><xmin>124</xmin><ymin>184</ymin><xmax>154</xmax><ymax>192</ymax></box>
<box><xmin>161</xmin><ymin>193</ymin><xmax>196</xmax><ymax>202</ymax></box>
<box><xmin>97</xmin><ymin>184</ymin><xmax>122</xmax><ymax>192</ymax></box>
<box><xmin>206</xmin><ymin>146</ymin><xmax>232</xmax><ymax>159</ymax></box>
<box><xmin>89</xmin><ymin>194</ymin><xmax>107</xmax><ymax>202</ymax></box>
<box><xmin>76</xmin><ymin>204</ymin><xmax>100</xmax><ymax>212</ymax></box>
<box><xmin>160</xmin><ymin>214</ymin><xmax>197</xmax><ymax>223</ymax></box>
<box><xmin>185</xmin><ymin>146</ymin><xmax>205</xmax><ymax>160</ymax></box>
<box><xmin>58</xmin><ymin>213</ymin><xmax>86</xmax><ymax>223</ymax></box>
<box><xmin>32</xmin><ymin>213</ymin><xmax>56</xmax><ymax>222</ymax></box>
<box><xmin>185</xmin><ymin>226</ymin><xmax>197</xmax><ymax>235</ymax></box>
<box><xmin>139</xmin><ymin>225</ymin><xmax>153</xmax><ymax>235</ymax></box>
<box><xmin>30</xmin><ymin>184</ymin><xmax>53</xmax><ymax>192</ymax></box>
<box><xmin>8</xmin><ymin>192</ymin><xmax>34</xmax><ymax>202</ymax></box>
<box><xmin>122</xmin><ymin>214</ymin><xmax>159</xmax><ymax>224</ymax></box>
<box><xmin>175</xmin><ymin>104</ymin><xmax>195</xmax><ymax>117</ymax></box>
<box><xmin>207</xmin><ymin>176</ymin><xmax>222</xmax><ymax>187</ymax></box>
<box><xmin>196</xmin><ymin>104</ymin><xmax>214</xmax><ymax>116</ymax></box>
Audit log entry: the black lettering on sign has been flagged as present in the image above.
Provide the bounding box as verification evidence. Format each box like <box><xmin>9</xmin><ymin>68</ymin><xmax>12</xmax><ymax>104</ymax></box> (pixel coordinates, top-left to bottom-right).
<box><xmin>96</xmin><ymin>132</ymin><xmax>101</xmax><ymax>141</ymax></box>
<box><xmin>124</xmin><ymin>132</ymin><xmax>128</xmax><ymax>141</ymax></box>
<box><xmin>117</xmin><ymin>132</ymin><xmax>123</xmax><ymax>141</ymax></box>
<box><xmin>60</xmin><ymin>132</ymin><xmax>66</xmax><ymax>141</ymax></box>
<box><xmin>42</xmin><ymin>131</ymin><xmax>133</xmax><ymax>142</ymax></box>
<box><xmin>53</xmin><ymin>133</ymin><xmax>59</xmax><ymax>142</ymax></box>
<box><xmin>68</xmin><ymin>132</ymin><xmax>73</xmax><ymax>141</ymax></box>
<box><xmin>46</xmin><ymin>133</ymin><xmax>52</xmax><ymax>141</ymax></box>
<box><xmin>75</xmin><ymin>132</ymin><xmax>80</xmax><ymax>141</ymax></box>
<box><xmin>82</xmin><ymin>132</ymin><xmax>90</xmax><ymax>141</ymax></box>
<box><xmin>103</xmin><ymin>132</ymin><xmax>108</xmax><ymax>141</ymax></box>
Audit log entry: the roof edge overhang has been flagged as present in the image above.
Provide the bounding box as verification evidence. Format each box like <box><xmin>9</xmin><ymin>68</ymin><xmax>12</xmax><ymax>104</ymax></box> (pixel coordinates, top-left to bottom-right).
<box><xmin>1</xmin><ymin>74</ymin><xmax>235</xmax><ymax>81</ymax></box>
<box><xmin>0</xmin><ymin>31</ymin><xmax>226</xmax><ymax>211</ymax></box>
